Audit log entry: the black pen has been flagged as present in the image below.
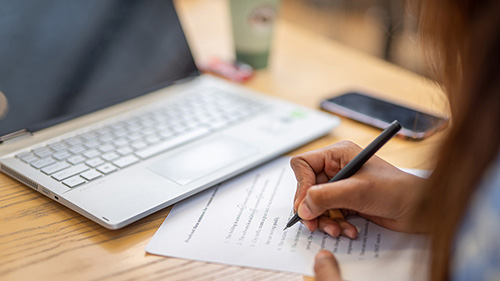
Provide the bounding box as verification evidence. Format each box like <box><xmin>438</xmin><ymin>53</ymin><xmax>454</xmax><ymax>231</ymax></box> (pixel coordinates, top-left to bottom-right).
<box><xmin>283</xmin><ymin>120</ymin><xmax>402</xmax><ymax>230</ymax></box>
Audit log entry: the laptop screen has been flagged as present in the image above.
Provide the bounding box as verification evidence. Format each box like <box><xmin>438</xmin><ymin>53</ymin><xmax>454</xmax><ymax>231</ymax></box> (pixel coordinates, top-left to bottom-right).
<box><xmin>0</xmin><ymin>0</ymin><xmax>198</xmax><ymax>138</ymax></box>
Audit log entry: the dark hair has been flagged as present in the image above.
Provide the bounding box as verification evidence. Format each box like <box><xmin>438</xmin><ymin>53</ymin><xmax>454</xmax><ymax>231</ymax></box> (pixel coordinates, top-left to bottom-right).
<box><xmin>412</xmin><ymin>0</ymin><xmax>500</xmax><ymax>280</ymax></box>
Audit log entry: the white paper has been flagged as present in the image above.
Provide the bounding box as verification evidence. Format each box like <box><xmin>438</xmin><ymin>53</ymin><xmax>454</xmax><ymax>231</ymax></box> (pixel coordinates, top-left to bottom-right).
<box><xmin>146</xmin><ymin>157</ymin><xmax>429</xmax><ymax>280</ymax></box>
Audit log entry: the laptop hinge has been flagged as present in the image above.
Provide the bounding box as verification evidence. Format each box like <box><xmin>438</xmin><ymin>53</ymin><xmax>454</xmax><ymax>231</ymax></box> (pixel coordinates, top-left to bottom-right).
<box><xmin>0</xmin><ymin>129</ymin><xmax>32</xmax><ymax>144</ymax></box>
<box><xmin>172</xmin><ymin>71</ymin><xmax>200</xmax><ymax>85</ymax></box>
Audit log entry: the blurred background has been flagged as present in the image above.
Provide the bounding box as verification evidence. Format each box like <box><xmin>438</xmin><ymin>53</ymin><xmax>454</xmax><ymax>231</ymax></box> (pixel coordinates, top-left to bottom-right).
<box><xmin>281</xmin><ymin>0</ymin><xmax>427</xmax><ymax>76</ymax></box>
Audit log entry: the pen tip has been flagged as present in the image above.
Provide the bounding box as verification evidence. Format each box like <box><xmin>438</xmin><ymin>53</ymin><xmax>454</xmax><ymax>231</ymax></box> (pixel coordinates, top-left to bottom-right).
<box><xmin>283</xmin><ymin>227</ymin><xmax>287</xmax><ymax>231</ymax></box>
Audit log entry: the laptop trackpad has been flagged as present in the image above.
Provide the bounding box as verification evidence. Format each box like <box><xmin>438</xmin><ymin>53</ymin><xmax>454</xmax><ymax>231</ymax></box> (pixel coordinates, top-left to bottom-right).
<box><xmin>148</xmin><ymin>136</ymin><xmax>259</xmax><ymax>185</ymax></box>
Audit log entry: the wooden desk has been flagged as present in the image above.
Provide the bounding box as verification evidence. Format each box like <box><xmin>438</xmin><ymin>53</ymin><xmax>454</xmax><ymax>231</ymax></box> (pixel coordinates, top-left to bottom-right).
<box><xmin>0</xmin><ymin>0</ymin><xmax>447</xmax><ymax>280</ymax></box>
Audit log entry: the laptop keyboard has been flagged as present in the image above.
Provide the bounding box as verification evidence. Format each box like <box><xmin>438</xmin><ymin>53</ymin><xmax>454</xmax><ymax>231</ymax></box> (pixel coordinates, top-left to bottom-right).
<box><xmin>15</xmin><ymin>89</ymin><xmax>266</xmax><ymax>188</ymax></box>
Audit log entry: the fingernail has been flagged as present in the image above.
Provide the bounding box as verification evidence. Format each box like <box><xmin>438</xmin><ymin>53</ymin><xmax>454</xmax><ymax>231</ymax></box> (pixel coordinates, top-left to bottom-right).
<box><xmin>303</xmin><ymin>220</ymin><xmax>314</xmax><ymax>232</ymax></box>
<box><xmin>324</xmin><ymin>225</ymin><xmax>335</xmax><ymax>237</ymax></box>
<box><xmin>298</xmin><ymin>203</ymin><xmax>312</xmax><ymax>219</ymax></box>
<box><xmin>344</xmin><ymin>228</ymin><xmax>356</xmax><ymax>239</ymax></box>
<box><xmin>316</xmin><ymin>250</ymin><xmax>333</xmax><ymax>260</ymax></box>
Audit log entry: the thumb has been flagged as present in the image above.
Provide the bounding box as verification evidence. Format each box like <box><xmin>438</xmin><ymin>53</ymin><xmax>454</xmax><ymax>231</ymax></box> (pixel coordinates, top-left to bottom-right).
<box><xmin>298</xmin><ymin>177</ymin><xmax>369</xmax><ymax>220</ymax></box>
<box><xmin>314</xmin><ymin>250</ymin><xmax>342</xmax><ymax>281</ymax></box>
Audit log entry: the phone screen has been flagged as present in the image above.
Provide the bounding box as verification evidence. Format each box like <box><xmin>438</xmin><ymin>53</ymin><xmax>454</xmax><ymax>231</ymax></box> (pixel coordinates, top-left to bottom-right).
<box><xmin>323</xmin><ymin>92</ymin><xmax>447</xmax><ymax>135</ymax></box>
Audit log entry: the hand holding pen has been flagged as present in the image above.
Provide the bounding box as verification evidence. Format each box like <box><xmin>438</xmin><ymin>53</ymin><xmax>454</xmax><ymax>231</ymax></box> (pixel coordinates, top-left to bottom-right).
<box><xmin>285</xmin><ymin>121</ymin><xmax>425</xmax><ymax>238</ymax></box>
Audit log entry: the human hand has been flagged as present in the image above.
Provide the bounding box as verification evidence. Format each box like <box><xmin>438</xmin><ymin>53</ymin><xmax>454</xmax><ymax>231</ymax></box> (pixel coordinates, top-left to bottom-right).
<box><xmin>314</xmin><ymin>250</ymin><xmax>341</xmax><ymax>281</ymax></box>
<box><xmin>291</xmin><ymin>141</ymin><xmax>426</xmax><ymax>238</ymax></box>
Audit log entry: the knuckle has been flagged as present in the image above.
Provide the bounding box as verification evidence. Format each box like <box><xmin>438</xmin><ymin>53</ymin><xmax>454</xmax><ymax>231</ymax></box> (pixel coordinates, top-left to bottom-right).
<box><xmin>337</xmin><ymin>140</ymin><xmax>354</xmax><ymax>147</ymax></box>
<box><xmin>343</xmin><ymin>140</ymin><xmax>362</xmax><ymax>154</ymax></box>
<box><xmin>307</xmin><ymin>187</ymin><xmax>327</xmax><ymax>209</ymax></box>
<box><xmin>334</xmin><ymin>140</ymin><xmax>357</xmax><ymax>151</ymax></box>
<box><xmin>290</xmin><ymin>155</ymin><xmax>306</xmax><ymax>171</ymax></box>
<box><xmin>330</xmin><ymin>141</ymin><xmax>362</xmax><ymax>161</ymax></box>
<box><xmin>290</xmin><ymin>156</ymin><xmax>301</xmax><ymax>167</ymax></box>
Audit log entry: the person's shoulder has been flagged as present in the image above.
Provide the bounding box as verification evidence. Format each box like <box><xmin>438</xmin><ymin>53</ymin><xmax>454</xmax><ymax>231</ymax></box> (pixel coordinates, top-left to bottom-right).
<box><xmin>451</xmin><ymin>153</ymin><xmax>500</xmax><ymax>281</ymax></box>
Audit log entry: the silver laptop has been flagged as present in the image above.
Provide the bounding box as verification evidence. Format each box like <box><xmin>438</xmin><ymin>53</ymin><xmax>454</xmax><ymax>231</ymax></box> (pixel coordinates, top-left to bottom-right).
<box><xmin>0</xmin><ymin>0</ymin><xmax>339</xmax><ymax>229</ymax></box>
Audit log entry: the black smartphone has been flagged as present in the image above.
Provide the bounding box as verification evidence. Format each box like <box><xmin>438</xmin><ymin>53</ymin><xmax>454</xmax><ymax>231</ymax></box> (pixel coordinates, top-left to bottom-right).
<box><xmin>320</xmin><ymin>91</ymin><xmax>449</xmax><ymax>140</ymax></box>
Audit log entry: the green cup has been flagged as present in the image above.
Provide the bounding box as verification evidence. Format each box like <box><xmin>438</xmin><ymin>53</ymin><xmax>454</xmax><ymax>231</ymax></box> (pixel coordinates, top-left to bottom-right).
<box><xmin>229</xmin><ymin>0</ymin><xmax>280</xmax><ymax>69</ymax></box>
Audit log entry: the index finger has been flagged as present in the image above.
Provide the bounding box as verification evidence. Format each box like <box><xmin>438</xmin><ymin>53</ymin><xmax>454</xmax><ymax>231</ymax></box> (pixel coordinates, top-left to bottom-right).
<box><xmin>290</xmin><ymin>150</ymin><xmax>330</xmax><ymax>210</ymax></box>
<box><xmin>290</xmin><ymin>141</ymin><xmax>361</xmax><ymax>209</ymax></box>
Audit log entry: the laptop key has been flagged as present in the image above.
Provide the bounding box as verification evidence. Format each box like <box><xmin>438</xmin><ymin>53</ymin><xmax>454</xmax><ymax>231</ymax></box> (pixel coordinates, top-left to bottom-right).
<box><xmin>113</xmin><ymin>128</ymin><xmax>128</xmax><ymax>137</ymax></box>
<box><xmin>21</xmin><ymin>154</ymin><xmax>39</xmax><ymax>164</ymax></box>
<box><xmin>15</xmin><ymin>151</ymin><xmax>32</xmax><ymax>159</ymax></box>
<box><xmin>135</xmin><ymin>127</ymin><xmax>210</xmax><ymax>159</ymax></box>
<box><xmin>131</xmin><ymin>141</ymin><xmax>148</xmax><ymax>150</ymax></box>
<box><xmin>110</xmin><ymin>122</ymin><xmax>126</xmax><ymax>131</ymax></box>
<box><xmin>113</xmin><ymin>155</ymin><xmax>140</xmax><ymax>168</ymax></box>
<box><xmin>98</xmin><ymin>143</ymin><xmax>115</xmax><ymax>153</ymax></box>
<box><xmin>207</xmin><ymin>119</ymin><xmax>230</xmax><ymax>130</ymax></box>
<box><xmin>80</xmin><ymin>132</ymin><xmax>98</xmax><ymax>141</ymax></box>
<box><xmin>116</xmin><ymin>146</ymin><xmax>134</xmax><ymax>156</ymax></box>
<box><xmin>31</xmin><ymin>157</ymin><xmax>56</xmax><ymax>169</ymax></box>
<box><xmin>96</xmin><ymin>163</ymin><xmax>118</xmax><ymax>175</ymax></box>
<box><xmin>101</xmin><ymin>152</ymin><xmax>120</xmax><ymax>161</ymax></box>
<box><xmin>53</xmin><ymin>150</ymin><xmax>72</xmax><ymax>161</ymax></box>
<box><xmin>32</xmin><ymin>147</ymin><xmax>53</xmax><ymax>158</ymax></box>
<box><xmin>169</xmin><ymin>123</ymin><xmax>188</xmax><ymax>134</ymax></box>
<box><xmin>62</xmin><ymin>175</ymin><xmax>86</xmax><ymax>188</ymax></box>
<box><xmin>83</xmin><ymin>149</ymin><xmax>101</xmax><ymax>159</ymax></box>
<box><xmin>85</xmin><ymin>158</ymin><xmax>105</xmax><ymax>168</ymax></box>
<box><xmin>83</xmin><ymin>140</ymin><xmax>100</xmax><ymax>149</ymax></box>
<box><xmin>98</xmin><ymin>133</ymin><xmax>114</xmax><ymax>143</ymax></box>
<box><xmin>127</xmin><ymin>132</ymin><xmax>144</xmax><ymax>141</ymax></box>
<box><xmin>64</xmin><ymin>137</ymin><xmax>82</xmax><ymax>146</ymax></box>
<box><xmin>52</xmin><ymin>164</ymin><xmax>89</xmax><ymax>181</ymax></box>
<box><xmin>158</xmin><ymin>129</ymin><xmax>175</xmax><ymax>139</ymax></box>
<box><xmin>126</xmin><ymin>123</ymin><xmax>142</xmax><ymax>132</ymax></box>
<box><xmin>142</xmin><ymin>126</ymin><xmax>156</xmax><ymax>135</ymax></box>
<box><xmin>80</xmin><ymin>169</ymin><xmax>102</xmax><ymax>181</ymax></box>
<box><xmin>67</xmin><ymin>155</ymin><xmax>87</xmax><ymax>165</ymax></box>
<box><xmin>48</xmin><ymin>142</ymin><xmax>68</xmax><ymax>152</ymax></box>
<box><xmin>69</xmin><ymin>145</ymin><xmax>86</xmax><ymax>155</ymax></box>
<box><xmin>42</xmin><ymin>161</ymin><xmax>71</xmax><ymax>175</ymax></box>
<box><xmin>95</xmin><ymin>126</ymin><xmax>112</xmax><ymax>136</ymax></box>
<box><xmin>145</xmin><ymin>134</ymin><xmax>161</xmax><ymax>144</ymax></box>
<box><xmin>112</xmin><ymin>138</ymin><xmax>129</xmax><ymax>147</ymax></box>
